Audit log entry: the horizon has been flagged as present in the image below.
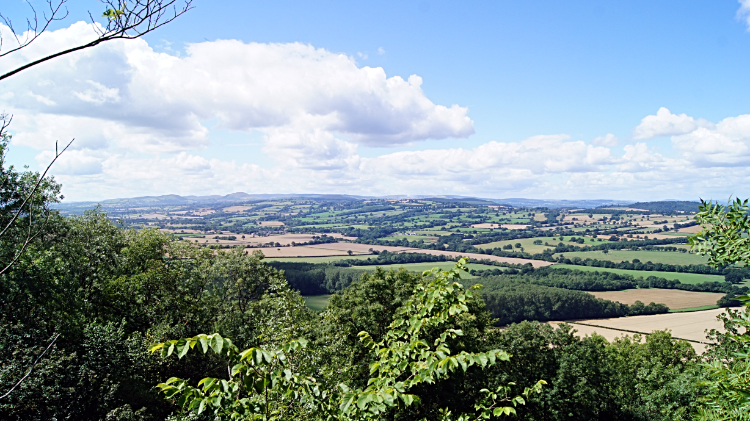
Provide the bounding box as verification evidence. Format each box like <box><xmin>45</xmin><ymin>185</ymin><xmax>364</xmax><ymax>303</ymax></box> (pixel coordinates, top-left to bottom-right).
<box><xmin>3</xmin><ymin>1</ymin><xmax>750</xmax><ymax>202</ymax></box>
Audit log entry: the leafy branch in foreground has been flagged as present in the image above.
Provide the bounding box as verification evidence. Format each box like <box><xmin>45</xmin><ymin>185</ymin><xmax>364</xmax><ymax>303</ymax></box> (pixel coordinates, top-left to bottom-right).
<box><xmin>690</xmin><ymin>198</ymin><xmax>750</xmax><ymax>419</ymax></box>
<box><xmin>689</xmin><ymin>197</ymin><xmax>750</xmax><ymax>267</ymax></box>
<box><xmin>150</xmin><ymin>259</ymin><xmax>545</xmax><ymax>420</ymax></box>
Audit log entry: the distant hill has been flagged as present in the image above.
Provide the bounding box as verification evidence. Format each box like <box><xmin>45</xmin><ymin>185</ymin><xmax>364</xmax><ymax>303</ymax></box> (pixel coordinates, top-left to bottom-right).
<box><xmin>494</xmin><ymin>198</ymin><xmax>630</xmax><ymax>209</ymax></box>
<box><xmin>54</xmin><ymin>192</ymin><xmax>695</xmax><ymax>212</ymax></box>
<box><xmin>602</xmin><ymin>201</ymin><xmax>701</xmax><ymax>213</ymax></box>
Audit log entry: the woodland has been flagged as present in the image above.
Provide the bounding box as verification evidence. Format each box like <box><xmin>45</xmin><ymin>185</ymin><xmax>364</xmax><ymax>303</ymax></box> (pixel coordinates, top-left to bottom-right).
<box><xmin>2</xmin><ymin>2</ymin><xmax>750</xmax><ymax>420</ymax></box>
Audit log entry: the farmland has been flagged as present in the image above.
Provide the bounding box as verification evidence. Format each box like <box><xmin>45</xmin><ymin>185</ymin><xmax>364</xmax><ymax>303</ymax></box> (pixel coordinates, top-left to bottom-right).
<box><xmin>59</xmin><ymin>196</ymin><xmax>742</xmax><ymax>326</ymax></box>
<box><xmin>551</xmin><ymin>264</ymin><xmax>726</xmax><ymax>285</ymax></box>
<box><xmin>588</xmin><ymin>289</ymin><xmax>723</xmax><ymax>309</ymax></box>
<box><xmin>550</xmin><ymin>308</ymin><xmax>727</xmax><ymax>354</ymax></box>
<box><xmin>554</xmin><ymin>249</ymin><xmax>709</xmax><ymax>265</ymax></box>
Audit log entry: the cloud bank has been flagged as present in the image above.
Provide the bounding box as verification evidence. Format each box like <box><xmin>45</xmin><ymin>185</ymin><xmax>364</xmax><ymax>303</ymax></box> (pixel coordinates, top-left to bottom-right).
<box><xmin>2</xmin><ymin>23</ymin><xmax>750</xmax><ymax>201</ymax></box>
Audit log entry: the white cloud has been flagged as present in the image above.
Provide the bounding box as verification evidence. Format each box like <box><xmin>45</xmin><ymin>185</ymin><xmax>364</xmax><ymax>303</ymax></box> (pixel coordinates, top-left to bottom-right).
<box><xmin>592</xmin><ymin>133</ymin><xmax>618</xmax><ymax>146</ymax></box>
<box><xmin>739</xmin><ymin>0</ymin><xmax>750</xmax><ymax>30</ymax></box>
<box><xmin>378</xmin><ymin>47</ymin><xmax>386</xmax><ymax>55</ymax></box>
<box><xmin>1</xmin><ymin>22</ymin><xmax>474</xmax><ymax>159</ymax></box>
<box><xmin>7</xmin><ymin>22</ymin><xmax>750</xmax><ymax>202</ymax></box>
<box><xmin>632</xmin><ymin>107</ymin><xmax>712</xmax><ymax>140</ymax></box>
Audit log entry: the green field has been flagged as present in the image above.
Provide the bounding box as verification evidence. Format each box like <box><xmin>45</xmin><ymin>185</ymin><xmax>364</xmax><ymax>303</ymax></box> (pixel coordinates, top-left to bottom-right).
<box><xmin>303</xmin><ymin>295</ymin><xmax>332</xmax><ymax>311</ymax></box>
<box><xmin>668</xmin><ymin>304</ymin><xmax>720</xmax><ymax>313</ymax></box>
<box><xmin>475</xmin><ymin>236</ymin><xmax>613</xmax><ymax>255</ymax></box>
<box><xmin>555</xmin><ymin>249</ymin><xmax>709</xmax><ymax>266</ymax></box>
<box><xmin>346</xmin><ymin>262</ymin><xmax>502</xmax><ymax>278</ymax></box>
<box><xmin>551</xmin><ymin>264</ymin><xmax>725</xmax><ymax>285</ymax></box>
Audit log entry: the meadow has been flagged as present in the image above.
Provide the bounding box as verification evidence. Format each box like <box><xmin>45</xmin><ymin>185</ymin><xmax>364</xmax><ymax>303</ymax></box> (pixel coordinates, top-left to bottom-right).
<box><xmin>551</xmin><ymin>264</ymin><xmax>725</xmax><ymax>284</ymax></box>
<box><xmin>555</xmin><ymin>249</ymin><xmax>709</xmax><ymax>265</ymax></box>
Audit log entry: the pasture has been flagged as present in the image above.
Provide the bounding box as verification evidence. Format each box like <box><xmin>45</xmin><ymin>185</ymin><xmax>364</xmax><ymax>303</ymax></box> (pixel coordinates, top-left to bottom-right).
<box><xmin>346</xmin><ymin>262</ymin><xmax>501</xmax><ymax>277</ymax></box>
<box><xmin>551</xmin><ymin>264</ymin><xmax>726</xmax><ymax>284</ymax></box>
<box><xmin>588</xmin><ymin>289</ymin><xmax>723</xmax><ymax>309</ymax></box>
<box><xmin>556</xmin><ymin>249</ymin><xmax>709</xmax><ymax>266</ymax></box>
<box><xmin>303</xmin><ymin>295</ymin><xmax>332</xmax><ymax>311</ymax></box>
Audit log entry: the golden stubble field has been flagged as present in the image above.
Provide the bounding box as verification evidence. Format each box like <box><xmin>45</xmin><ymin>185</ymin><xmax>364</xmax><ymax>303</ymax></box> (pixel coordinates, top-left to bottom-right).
<box><xmin>588</xmin><ymin>289</ymin><xmax>723</xmax><ymax>309</ymax></box>
<box><xmin>549</xmin><ymin>307</ymin><xmax>727</xmax><ymax>354</ymax></box>
<box><xmin>243</xmin><ymin>247</ymin><xmax>367</xmax><ymax>257</ymax></box>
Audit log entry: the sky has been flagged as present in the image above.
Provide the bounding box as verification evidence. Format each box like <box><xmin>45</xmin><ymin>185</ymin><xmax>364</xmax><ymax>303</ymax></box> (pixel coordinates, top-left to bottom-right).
<box><xmin>1</xmin><ymin>0</ymin><xmax>750</xmax><ymax>202</ymax></box>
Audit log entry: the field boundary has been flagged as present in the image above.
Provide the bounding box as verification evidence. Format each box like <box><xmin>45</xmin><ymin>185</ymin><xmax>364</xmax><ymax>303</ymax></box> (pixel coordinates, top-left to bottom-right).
<box><xmin>566</xmin><ymin>321</ymin><xmax>716</xmax><ymax>346</ymax></box>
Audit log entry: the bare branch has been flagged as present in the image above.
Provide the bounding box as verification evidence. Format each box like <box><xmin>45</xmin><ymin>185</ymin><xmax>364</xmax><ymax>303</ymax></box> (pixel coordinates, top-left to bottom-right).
<box><xmin>0</xmin><ymin>138</ymin><xmax>71</xmax><ymax>240</ymax></box>
<box><xmin>0</xmin><ymin>333</ymin><xmax>60</xmax><ymax>400</ymax></box>
<box><xmin>0</xmin><ymin>0</ymin><xmax>193</xmax><ymax>81</ymax></box>
<box><xmin>0</xmin><ymin>0</ymin><xmax>70</xmax><ymax>58</ymax></box>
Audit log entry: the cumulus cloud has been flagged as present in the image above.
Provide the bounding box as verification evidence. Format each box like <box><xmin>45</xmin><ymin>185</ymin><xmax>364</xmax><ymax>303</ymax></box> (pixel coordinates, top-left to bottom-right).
<box><xmin>592</xmin><ymin>133</ymin><xmax>619</xmax><ymax>146</ymax></box>
<box><xmin>632</xmin><ymin>107</ymin><xmax>712</xmax><ymax>140</ymax></box>
<box><xmin>1</xmin><ymin>22</ymin><xmax>474</xmax><ymax>161</ymax></box>
<box><xmin>7</xmin><ymin>22</ymin><xmax>750</xmax><ymax>201</ymax></box>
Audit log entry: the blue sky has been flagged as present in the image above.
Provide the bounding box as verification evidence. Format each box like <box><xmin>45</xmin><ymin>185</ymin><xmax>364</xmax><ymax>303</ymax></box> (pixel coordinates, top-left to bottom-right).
<box><xmin>2</xmin><ymin>0</ymin><xmax>750</xmax><ymax>201</ymax></box>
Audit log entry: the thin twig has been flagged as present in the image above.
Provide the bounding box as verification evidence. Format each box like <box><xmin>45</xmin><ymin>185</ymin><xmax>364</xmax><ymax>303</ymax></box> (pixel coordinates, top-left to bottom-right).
<box><xmin>0</xmin><ymin>333</ymin><xmax>60</xmax><ymax>400</ymax></box>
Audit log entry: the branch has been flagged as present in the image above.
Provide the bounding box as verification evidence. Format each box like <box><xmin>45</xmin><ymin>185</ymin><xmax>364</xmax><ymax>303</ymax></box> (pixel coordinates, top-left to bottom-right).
<box><xmin>0</xmin><ymin>333</ymin><xmax>60</xmax><ymax>400</ymax></box>
<box><xmin>0</xmin><ymin>0</ymin><xmax>193</xmax><ymax>82</ymax></box>
<box><xmin>0</xmin><ymin>138</ymin><xmax>72</xmax><ymax>276</ymax></box>
<box><xmin>0</xmin><ymin>0</ymin><xmax>70</xmax><ymax>58</ymax></box>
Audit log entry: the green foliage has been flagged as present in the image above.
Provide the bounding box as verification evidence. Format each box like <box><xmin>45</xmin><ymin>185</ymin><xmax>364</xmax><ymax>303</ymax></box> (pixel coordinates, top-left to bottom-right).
<box><xmin>150</xmin><ymin>260</ymin><xmax>545</xmax><ymax>420</ymax></box>
<box><xmin>697</xmin><ymin>297</ymin><xmax>750</xmax><ymax>420</ymax></box>
<box><xmin>690</xmin><ymin>198</ymin><xmax>750</xmax><ymax>267</ymax></box>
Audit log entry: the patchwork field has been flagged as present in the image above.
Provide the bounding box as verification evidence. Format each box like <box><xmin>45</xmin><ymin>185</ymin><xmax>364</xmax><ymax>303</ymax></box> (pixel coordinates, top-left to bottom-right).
<box><xmin>550</xmin><ymin>308</ymin><xmax>727</xmax><ymax>354</ymax></box>
<box><xmin>551</xmin><ymin>264</ymin><xmax>726</xmax><ymax>284</ymax></box>
<box><xmin>588</xmin><ymin>289</ymin><xmax>723</xmax><ymax>309</ymax></box>
<box><xmin>475</xmin><ymin>236</ymin><xmax>613</xmax><ymax>254</ymax></box>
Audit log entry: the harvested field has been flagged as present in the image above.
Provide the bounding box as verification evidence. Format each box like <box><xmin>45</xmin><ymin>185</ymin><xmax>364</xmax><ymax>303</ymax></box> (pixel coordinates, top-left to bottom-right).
<box><xmin>245</xmin><ymin>247</ymin><xmax>366</xmax><ymax>258</ymax></box>
<box><xmin>307</xmin><ymin>243</ymin><xmax>414</xmax><ymax>253</ymax></box>
<box><xmin>677</xmin><ymin>225</ymin><xmax>702</xmax><ymax>234</ymax></box>
<box><xmin>258</xmin><ymin>221</ymin><xmax>285</xmax><ymax>226</ymax></box>
<box><xmin>588</xmin><ymin>289</ymin><xmax>723</xmax><ymax>309</ymax></box>
<box><xmin>550</xmin><ymin>308</ymin><xmax>727</xmax><ymax>354</ymax></box>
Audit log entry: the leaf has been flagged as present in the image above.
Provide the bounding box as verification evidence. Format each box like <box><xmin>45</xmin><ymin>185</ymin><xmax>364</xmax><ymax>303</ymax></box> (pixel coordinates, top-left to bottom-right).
<box><xmin>210</xmin><ymin>335</ymin><xmax>224</xmax><ymax>354</ymax></box>
<box><xmin>340</xmin><ymin>393</ymin><xmax>356</xmax><ymax>413</ymax></box>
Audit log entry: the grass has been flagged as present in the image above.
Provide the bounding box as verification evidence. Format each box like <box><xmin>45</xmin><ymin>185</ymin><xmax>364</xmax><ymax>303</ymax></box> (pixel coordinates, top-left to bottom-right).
<box><xmin>475</xmin><ymin>236</ymin><xmax>614</xmax><ymax>255</ymax></box>
<box><xmin>303</xmin><ymin>295</ymin><xmax>332</xmax><ymax>311</ymax></box>
<box><xmin>551</xmin><ymin>264</ymin><xmax>726</xmax><ymax>285</ymax></box>
<box><xmin>669</xmin><ymin>304</ymin><xmax>720</xmax><ymax>313</ymax></box>
<box><xmin>345</xmin><ymin>262</ymin><xmax>501</xmax><ymax>278</ymax></box>
<box><xmin>554</xmin><ymin>249</ymin><xmax>709</xmax><ymax>266</ymax></box>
